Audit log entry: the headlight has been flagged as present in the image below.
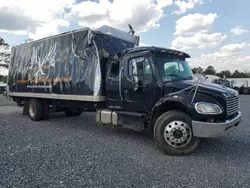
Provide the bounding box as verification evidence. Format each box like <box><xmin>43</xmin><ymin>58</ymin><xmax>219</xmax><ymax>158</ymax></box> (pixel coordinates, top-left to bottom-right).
<box><xmin>195</xmin><ymin>102</ymin><xmax>222</xmax><ymax>114</ymax></box>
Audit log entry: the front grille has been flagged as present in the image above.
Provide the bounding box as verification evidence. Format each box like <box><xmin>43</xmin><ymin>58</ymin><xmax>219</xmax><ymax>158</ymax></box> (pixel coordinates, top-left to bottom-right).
<box><xmin>227</xmin><ymin>95</ymin><xmax>239</xmax><ymax>116</ymax></box>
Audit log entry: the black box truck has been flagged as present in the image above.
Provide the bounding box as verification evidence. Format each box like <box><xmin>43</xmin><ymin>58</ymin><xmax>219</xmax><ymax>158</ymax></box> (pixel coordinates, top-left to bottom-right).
<box><xmin>6</xmin><ymin>25</ymin><xmax>241</xmax><ymax>155</ymax></box>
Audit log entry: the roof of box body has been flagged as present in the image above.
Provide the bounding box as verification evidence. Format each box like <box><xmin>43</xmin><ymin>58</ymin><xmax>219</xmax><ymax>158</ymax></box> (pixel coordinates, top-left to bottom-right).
<box><xmin>118</xmin><ymin>46</ymin><xmax>190</xmax><ymax>58</ymax></box>
<box><xmin>12</xmin><ymin>25</ymin><xmax>136</xmax><ymax>48</ymax></box>
<box><xmin>12</xmin><ymin>28</ymin><xmax>90</xmax><ymax>48</ymax></box>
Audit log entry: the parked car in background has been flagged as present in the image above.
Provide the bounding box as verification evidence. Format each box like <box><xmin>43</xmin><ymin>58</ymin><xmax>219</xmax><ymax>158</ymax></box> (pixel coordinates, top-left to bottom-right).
<box><xmin>227</xmin><ymin>78</ymin><xmax>250</xmax><ymax>95</ymax></box>
<box><xmin>212</xmin><ymin>78</ymin><xmax>233</xmax><ymax>88</ymax></box>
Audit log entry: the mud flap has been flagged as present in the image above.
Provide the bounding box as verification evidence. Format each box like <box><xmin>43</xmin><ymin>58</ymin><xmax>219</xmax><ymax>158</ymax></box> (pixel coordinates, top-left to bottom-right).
<box><xmin>22</xmin><ymin>99</ymin><xmax>29</xmax><ymax>115</ymax></box>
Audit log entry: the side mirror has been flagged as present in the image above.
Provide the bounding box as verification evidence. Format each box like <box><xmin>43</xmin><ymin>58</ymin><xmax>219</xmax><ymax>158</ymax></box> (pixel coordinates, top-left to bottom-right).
<box><xmin>134</xmin><ymin>75</ymin><xmax>139</xmax><ymax>91</ymax></box>
<box><xmin>133</xmin><ymin>75</ymin><xmax>139</xmax><ymax>83</ymax></box>
<box><xmin>133</xmin><ymin>74</ymin><xmax>139</xmax><ymax>91</ymax></box>
<box><xmin>131</xmin><ymin>60</ymin><xmax>139</xmax><ymax>84</ymax></box>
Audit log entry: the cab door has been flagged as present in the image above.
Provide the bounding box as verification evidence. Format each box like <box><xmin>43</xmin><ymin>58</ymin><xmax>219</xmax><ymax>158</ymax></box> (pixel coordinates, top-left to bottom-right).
<box><xmin>105</xmin><ymin>60</ymin><xmax>123</xmax><ymax>110</ymax></box>
<box><xmin>122</xmin><ymin>54</ymin><xmax>156</xmax><ymax>112</ymax></box>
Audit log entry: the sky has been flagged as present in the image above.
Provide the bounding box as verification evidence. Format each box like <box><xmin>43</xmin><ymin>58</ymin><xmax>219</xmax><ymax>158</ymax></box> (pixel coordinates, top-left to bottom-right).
<box><xmin>0</xmin><ymin>0</ymin><xmax>249</xmax><ymax>72</ymax></box>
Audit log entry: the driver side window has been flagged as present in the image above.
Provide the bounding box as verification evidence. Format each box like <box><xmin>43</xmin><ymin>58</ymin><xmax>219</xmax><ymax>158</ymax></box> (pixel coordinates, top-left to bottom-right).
<box><xmin>108</xmin><ymin>61</ymin><xmax>120</xmax><ymax>79</ymax></box>
<box><xmin>128</xmin><ymin>57</ymin><xmax>153</xmax><ymax>82</ymax></box>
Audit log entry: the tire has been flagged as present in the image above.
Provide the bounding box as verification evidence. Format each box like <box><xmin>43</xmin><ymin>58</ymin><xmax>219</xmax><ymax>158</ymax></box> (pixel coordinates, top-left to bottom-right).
<box><xmin>242</xmin><ymin>88</ymin><xmax>249</xmax><ymax>95</ymax></box>
<box><xmin>154</xmin><ymin>110</ymin><xmax>200</xmax><ymax>156</ymax></box>
<box><xmin>64</xmin><ymin>108</ymin><xmax>83</xmax><ymax>117</ymax></box>
<box><xmin>41</xmin><ymin>100</ymin><xmax>50</xmax><ymax>120</ymax></box>
<box><xmin>28</xmin><ymin>99</ymin><xmax>43</xmax><ymax>121</ymax></box>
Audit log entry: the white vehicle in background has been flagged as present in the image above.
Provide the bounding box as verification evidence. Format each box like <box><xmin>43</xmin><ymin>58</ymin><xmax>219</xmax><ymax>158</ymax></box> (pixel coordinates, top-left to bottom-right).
<box><xmin>227</xmin><ymin>78</ymin><xmax>250</xmax><ymax>95</ymax></box>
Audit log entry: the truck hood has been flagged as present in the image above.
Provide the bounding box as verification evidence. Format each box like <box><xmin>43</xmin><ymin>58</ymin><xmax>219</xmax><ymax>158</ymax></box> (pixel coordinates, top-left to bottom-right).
<box><xmin>164</xmin><ymin>79</ymin><xmax>238</xmax><ymax>97</ymax></box>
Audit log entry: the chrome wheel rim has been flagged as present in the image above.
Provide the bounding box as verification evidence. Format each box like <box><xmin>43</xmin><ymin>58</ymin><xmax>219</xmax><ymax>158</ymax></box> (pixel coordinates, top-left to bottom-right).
<box><xmin>164</xmin><ymin>120</ymin><xmax>192</xmax><ymax>147</ymax></box>
<box><xmin>29</xmin><ymin>102</ymin><xmax>36</xmax><ymax>117</ymax></box>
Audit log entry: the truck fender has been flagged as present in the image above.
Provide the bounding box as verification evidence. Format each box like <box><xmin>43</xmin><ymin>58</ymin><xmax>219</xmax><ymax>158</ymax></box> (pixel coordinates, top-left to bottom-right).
<box><xmin>148</xmin><ymin>97</ymin><xmax>191</xmax><ymax>136</ymax></box>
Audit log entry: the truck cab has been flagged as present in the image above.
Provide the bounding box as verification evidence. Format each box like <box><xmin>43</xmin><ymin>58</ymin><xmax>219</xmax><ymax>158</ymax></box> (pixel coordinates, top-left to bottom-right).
<box><xmin>97</xmin><ymin>46</ymin><xmax>241</xmax><ymax>155</ymax></box>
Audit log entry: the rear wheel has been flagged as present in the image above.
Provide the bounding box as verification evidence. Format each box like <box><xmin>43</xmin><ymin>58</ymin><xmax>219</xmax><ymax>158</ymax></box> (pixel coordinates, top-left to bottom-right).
<box><xmin>154</xmin><ymin>110</ymin><xmax>200</xmax><ymax>155</ymax></box>
<box><xmin>64</xmin><ymin>108</ymin><xmax>84</xmax><ymax>117</ymax></box>
<box><xmin>28</xmin><ymin>99</ymin><xmax>43</xmax><ymax>121</ymax></box>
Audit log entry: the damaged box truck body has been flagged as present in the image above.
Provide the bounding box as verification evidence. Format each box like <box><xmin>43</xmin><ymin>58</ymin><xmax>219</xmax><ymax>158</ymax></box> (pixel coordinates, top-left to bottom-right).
<box><xmin>7</xmin><ymin>26</ymin><xmax>241</xmax><ymax>156</ymax></box>
<box><xmin>8</xmin><ymin>26</ymin><xmax>138</xmax><ymax>101</ymax></box>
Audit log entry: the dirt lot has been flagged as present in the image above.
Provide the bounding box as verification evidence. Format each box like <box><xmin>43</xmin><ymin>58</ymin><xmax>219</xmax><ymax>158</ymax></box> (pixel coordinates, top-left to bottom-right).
<box><xmin>0</xmin><ymin>95</ymin><xmax>250</xmax><ymax>188</ymax></box>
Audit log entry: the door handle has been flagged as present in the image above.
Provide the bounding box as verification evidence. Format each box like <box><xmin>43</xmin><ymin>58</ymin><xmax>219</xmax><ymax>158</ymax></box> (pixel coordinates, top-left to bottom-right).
<box><xmin>124</xmin><ymin>90</ymin><xmax>129</xmax><ymax>100</ymax></box>
<box><xmin>134</xmin><ymin>84</ymin><xmax>148</xmax><ymax>91</ymax></box>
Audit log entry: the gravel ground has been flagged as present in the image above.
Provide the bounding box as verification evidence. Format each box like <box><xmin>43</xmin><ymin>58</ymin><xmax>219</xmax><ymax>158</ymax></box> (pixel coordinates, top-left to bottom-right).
<box><xmin>1</xmin><ymin>95</ymin><xmax>250</xmax><ymax>188</ymax></box>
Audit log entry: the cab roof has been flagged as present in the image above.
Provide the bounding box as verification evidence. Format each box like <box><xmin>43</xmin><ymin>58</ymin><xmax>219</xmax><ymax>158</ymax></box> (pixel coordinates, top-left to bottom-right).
<box><xmin>118</xmin><ymin>46</ymin><xmax>190</xmax><ymax>58</ymax></box>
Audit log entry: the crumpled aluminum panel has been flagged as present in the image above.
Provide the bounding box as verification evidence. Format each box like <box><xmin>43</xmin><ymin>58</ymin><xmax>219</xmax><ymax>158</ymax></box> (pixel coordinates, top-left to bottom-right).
<box><xmin>7</xmin><ymin>28</ymin><xmax>134</xmax><ymax>98</ymax></box>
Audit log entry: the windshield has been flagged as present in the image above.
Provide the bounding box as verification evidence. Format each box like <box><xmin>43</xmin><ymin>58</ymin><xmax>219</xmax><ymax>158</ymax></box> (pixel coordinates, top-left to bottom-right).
<box><xmin>154</xmin><ymin>55</ymin><xmax>194</xmax><ymax>82</ymax></box>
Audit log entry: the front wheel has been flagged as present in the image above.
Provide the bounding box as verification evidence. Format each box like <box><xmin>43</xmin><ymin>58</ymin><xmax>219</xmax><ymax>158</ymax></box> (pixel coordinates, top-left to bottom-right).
<box><xmin>154</xmin><ymin>110</ymin><xmax>200</xmax><ymax>155</ymax></box>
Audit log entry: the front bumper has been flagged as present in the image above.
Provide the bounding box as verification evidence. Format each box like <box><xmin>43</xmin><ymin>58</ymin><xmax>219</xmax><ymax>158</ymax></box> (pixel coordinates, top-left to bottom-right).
<box><xmin>192</xmin><ymin>112</ymin><xmax>241</xmax><ymax>137</ymax></box>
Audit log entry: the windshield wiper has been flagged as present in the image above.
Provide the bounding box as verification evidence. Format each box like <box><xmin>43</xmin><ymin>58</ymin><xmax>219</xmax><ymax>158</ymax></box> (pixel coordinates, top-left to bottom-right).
<box><xmin>166</xmin><ymin>73</ymin><xmax>189</xmax><ymax>80</ymax></box>
<box><xmin>185</xmin><ymin>76</ymin><xmax>194</xmax><ymax>80</ymax></box>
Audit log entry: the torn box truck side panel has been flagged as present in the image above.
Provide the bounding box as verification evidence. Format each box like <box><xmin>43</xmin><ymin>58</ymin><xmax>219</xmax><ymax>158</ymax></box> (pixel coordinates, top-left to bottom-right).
<box><xmin>7</xmin><ymin>27</ymin><xmax>137</xmax><ymax>101</ymax></box>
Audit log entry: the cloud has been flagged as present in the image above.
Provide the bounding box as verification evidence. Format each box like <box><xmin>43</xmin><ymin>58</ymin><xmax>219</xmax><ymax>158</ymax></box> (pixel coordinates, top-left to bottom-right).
<box><xmin>0</xmin><ymin>30</ymin><xmax>28</xmax><ymax>35</ymax></box>
<box><xmin>139</xmin><ymin>42</ymin><xmax>149</xmax><ymax>47</ymax></box>
<box><xmin>65</xmin><ymin>0</ymin><xmax>173</xmax><ymax>33</ymax></box>
<box><xmin>174</xmin><ymin>13</ymin><xmax>218</xmax><ymax>35</ymax></box>
<box><xmin>157</xmin><ymin>0</ymin><xmax>173</xmax><ymax>8</ymax></box>
<box><xmin>220</xmin><ymin>43</ymin><xmax>250</xmax><ymax>53</ymax></box>
<box><xmin>236</xmin><ymin>56</ymin><xmax>250</xmax><ymax>65</ymax></box>
<box><xmin>0</xmin><ymin>0</ymin><xmax>173</xmax><ymax>40</ymax></box>
<box><xmin>0</xmin><ymin>0</ymin><xmax>74</xmax><ymax>36</ymax></box>
<box><xmin>171</xmin><ymin>32</ymin><xmax>227</xmax><ymax>51</ymax></box>
<box><xmin>231</xmin><ymin>25</ymin><xmax>249</xmax><ymax>36</ymax></box>
<box><xmin>173</xmin><ymin>0</ymin><xmax>204</xmax><ymax>15</ymax></box>
<box><xmin>28</xmin><ymin>19</ymin><xmax>70</xmax><ymax>40</ymax></box>
<box><xmin>190</xmin><ymin>44</ymin><xmax>250</xmax><ymax>71</ymax></box>
<box><xmin>0</xmin><ymin>6</ymin><xmax>39</xmax><ymax>34</ymax></box>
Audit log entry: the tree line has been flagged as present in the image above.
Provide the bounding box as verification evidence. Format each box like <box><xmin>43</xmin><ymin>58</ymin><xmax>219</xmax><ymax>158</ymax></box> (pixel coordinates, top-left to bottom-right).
<box><xmin>191</xmin><ymin>66</ymin><xmax>250</xmax><ymax>78</ymax></box>
<box><xmin>0</xmin><ymin>75</ymin><xmax>7</xmax><ymax>83</ymax></box>
<box><xmin>0</xmin><ymin>37</ymin><xmax>10</xmax><ymax>82</ymax></box>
